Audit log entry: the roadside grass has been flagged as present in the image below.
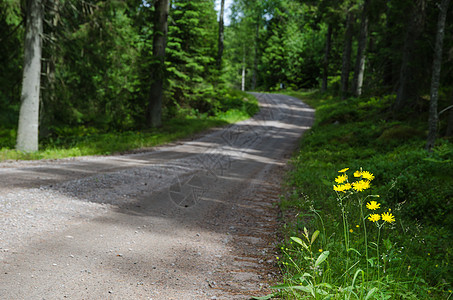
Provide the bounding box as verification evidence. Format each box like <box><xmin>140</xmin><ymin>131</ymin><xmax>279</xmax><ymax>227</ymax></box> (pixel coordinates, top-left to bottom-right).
<box><xmin>0</xmin><ymin>91</ymin><xmax>258</xmax><ymax>161</ymax></box>
<box><xmin>266</xmin><ymin>91</ymin><xmax>453</xmax><ymax>299</ymax></box>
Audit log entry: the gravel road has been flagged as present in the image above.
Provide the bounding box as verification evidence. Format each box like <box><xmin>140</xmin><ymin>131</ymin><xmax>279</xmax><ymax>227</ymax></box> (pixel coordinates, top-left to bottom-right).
<box><xmin>0</xmin><ymin>93</ymin><xmax>314</xmax><ymax>299</ymax></box>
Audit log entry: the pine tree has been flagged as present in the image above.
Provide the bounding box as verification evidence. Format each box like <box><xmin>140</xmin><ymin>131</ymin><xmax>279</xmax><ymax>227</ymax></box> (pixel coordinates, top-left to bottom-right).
<box><xmin>165</xmin><ymin>0</ymin><xmax>218</xmax><ymax>112</ymax></box>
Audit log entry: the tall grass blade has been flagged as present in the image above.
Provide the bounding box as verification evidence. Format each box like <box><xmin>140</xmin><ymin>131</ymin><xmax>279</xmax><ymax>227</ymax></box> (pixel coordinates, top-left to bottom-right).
<box><xmin>365</xmin><ymin>287</ymin><xmax>378</xmax><ymax>300</ymax></box>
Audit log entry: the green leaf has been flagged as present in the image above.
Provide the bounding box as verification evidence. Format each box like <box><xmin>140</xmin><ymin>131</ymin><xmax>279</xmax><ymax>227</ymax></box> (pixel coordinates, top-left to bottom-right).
<box><xmin>317</xmin><ymin>282</ymin><xmax>333</xmax><ymax>289</ymax></box>
<box><xmin>270</xmin><ymin>284</ymin><xmax>313</xmax><ymax>294</ymax></box>
<box><xmin>351</xmin><ymin>269</ymin><xmax>364</xmax><ymax>289</ymax></box>
<box><xmin>315</xmin><ymin>287</ymin><xmax>329</xmax><ymax>295</ymax></box>
<box><xmin>365</xmin><ymin>287</ymin><xmax>378</xmax><ymax>300</ymax></box>
<box><xmin>291</xmin><ymin>237</ymin><xmax>309</xmax><ymax>250</ymax></box>
<box><xmin>347</xmin><ymin>248</ymin><xmax>362</xmax><ymax>256</ymax></box>
<box><xmin>270</xmin><ymin>284</ymin><xmax>292</xmax><ymax>289</ymax></box>
<box><xmin>311</xmin><ymin>230</ymin><xmax>320</xmax><ymax>245</ymax></box>
<box><xmin>290</xmin><ymin>236</ymin><xmax>303</xmax><ymax>246</ymax></box>
<box><xmin>251</xmin><ymin>293</ymin><xmax>277</xmax><ymax>300</ymax></box>
<box><xmin>293</xmin><ymin>285</ymin><xmax>313</xmax><ymax>293</ymax></box>
<box><xmin>315</xmin><ymin>251</ymin><xmax>330</xmax><ymax>268</ymax></box>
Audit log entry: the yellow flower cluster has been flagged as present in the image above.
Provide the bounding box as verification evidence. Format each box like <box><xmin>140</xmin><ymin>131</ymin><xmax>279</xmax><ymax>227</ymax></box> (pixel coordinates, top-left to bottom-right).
<box><xmin>381</xmin><ymin>211</ymin><xmax>395</xmax><ymax>223</ymax></box>
<box><xmin>335</xmin><ymin>174</ymin><xmax>348</xmax><ymax>184</ymax></box>
<box><xmin>366</xmin><ymin>200</ymin><xmax>380</xmax><ymax>210</ymax></box>
<box><xmin>352</xmin><ymin>180</ymin><xmax>370</xmax><ymax>192</ymax></box>
<box><xmin>333</xmin><ymin>168</ymin><xmax>396</xmax><ymax>224</ymax></box>
<box><xmin>368</xmin><ymin>214</ymin><xmax>381</xmax><ymax>222</ymax></box>
<box><xmin>333</xmin><ymin>168</ymin><xmax>374</xmax><ymax>193</ymax></box>
<box><xmin>333</xmin><ymin>182</ymin><xmax>352</xmax><ymax>192</ymax></box>
<box><xmin>354</xmin><ymin>170</ymin><xmax>375</xmax><ymax>181</ymax></box>
<box><xmin>366</xmin><ymin>202</ymin><xmax>395</xmax><ymax>224</ymax></box>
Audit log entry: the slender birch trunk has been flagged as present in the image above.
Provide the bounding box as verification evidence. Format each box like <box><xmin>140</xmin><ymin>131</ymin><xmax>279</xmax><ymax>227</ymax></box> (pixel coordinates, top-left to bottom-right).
<box><xmin>251</xmin><ymin>15</ymin><xmax>260</xmax><ymax>90</ymax></box>
<box><xmin>217</xmin><ymin>0</ymin><xmax>225</xmax><ymax>70</ymax></box>
<box><xmin>16</xmin><ymin>0</ymin><xmax>44</xmax><ymax>152</ymax></box>
<box><xmin>352</xmin><ymin>0</ymin><xmax>370</xmax><ymax>97</ymax></box>
<box><xmin>242</xmin><ymin>48</ymin><xmax>246</xmax><ymax>91</ymax></box>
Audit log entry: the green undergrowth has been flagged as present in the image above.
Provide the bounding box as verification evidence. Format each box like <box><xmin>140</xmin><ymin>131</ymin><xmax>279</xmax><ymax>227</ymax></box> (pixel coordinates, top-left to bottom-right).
<box><xmin>0</xmin><ymin>90</ymin><xmax>258</xmax><ymax>161</ymax></box>
<box><xmin>267</xmin><ymin>91</ymin><xmax>453</xmax><ymax>299</ymax></box>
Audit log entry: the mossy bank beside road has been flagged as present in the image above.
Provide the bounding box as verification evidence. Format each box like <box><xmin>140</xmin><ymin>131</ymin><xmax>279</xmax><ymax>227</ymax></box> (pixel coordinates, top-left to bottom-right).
<box><xmin>271</xmin><ymin>91</ymin><xmax>452</xmax><ymax>299</ymax></box>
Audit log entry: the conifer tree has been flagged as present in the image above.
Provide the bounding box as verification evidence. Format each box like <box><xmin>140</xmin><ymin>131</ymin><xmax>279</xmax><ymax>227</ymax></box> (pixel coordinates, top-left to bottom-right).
<box><xmin>165</xmin><ymin>0</ymin><xmax>218</xmax><ymax>111</ymax></box>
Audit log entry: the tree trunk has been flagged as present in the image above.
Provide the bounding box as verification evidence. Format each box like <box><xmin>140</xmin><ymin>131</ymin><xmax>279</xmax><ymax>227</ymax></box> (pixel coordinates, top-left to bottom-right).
<box><xmin>426</xmin><ymin>0</ymin><xmax>450</xmax><ymax>151</ymax></box>
<box><xmin>241</xmin><ymin>50</ymin><xmax>246</xmax><ymax>91</ymax></box>
<box><xmin>321</xmin><ymin>23</ymin><xmax>332</xmax><ymax>93</ymax></box>
<box><xmin>16</xmin><ymin>0</ymin><xmax>44</xmax><ymax>152</ymax></box>
<box><xmin>147</xmin><ymin>0</ymin><xmax>169</xmax><ymax>128</ymax></box>
<box><xmin>382</xmin><ymin>0</ymin><xmax>396</xmax><ymax>90</ymax></box>
<box><xmin>352</xmin><ymin>0</ymin><xmax>370</xmax><ymax>97</ymax></box>
<box><xmin>393</xmin><ymin>0</ymin><xmax>425</xmax><ymax>112</ymax></box>
<box><xmin>40</xmin><ymin>0</ymin><xmax>60</xmax><ymax>137</ymax></box>
<box><xmin>340</xmin><ymin>11</ymin><xmax>354</xmax><ymax>99</ymax></box>
<box><xmin>251</xmin><ymin>15</ymin><xmax>260</xmax><ymax>90</ymax></box>
<box><xmin>217</xmin><ymin>0</ymin><xmax>225</xmax><ymax>70</ymax></box>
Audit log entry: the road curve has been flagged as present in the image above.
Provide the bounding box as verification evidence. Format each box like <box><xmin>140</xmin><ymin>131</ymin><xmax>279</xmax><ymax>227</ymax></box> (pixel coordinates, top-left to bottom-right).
<box><xmin>0</xmin><ymin>93</ymin><xmax>314</xmax><ymax>299</ymax></box>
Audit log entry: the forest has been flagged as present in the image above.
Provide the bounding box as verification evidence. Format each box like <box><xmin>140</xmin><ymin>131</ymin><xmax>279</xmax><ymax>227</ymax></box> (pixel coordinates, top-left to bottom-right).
<box><xmin>1</xmin><ymin>0</ymin><xmax>452</xmax><ymax>298</ymax></box>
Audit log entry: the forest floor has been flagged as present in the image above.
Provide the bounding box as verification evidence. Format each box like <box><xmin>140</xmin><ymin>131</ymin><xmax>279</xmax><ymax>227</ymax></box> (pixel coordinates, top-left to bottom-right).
<box><xmin>0</xmin><ymin>93</ymin><xmax>314</xmax><ymax>299</ymax></box>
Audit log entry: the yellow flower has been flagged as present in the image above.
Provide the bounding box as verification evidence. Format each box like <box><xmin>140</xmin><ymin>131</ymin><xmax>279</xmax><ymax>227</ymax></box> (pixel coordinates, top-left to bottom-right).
<box><xmin>356</xmin><ymin>225</ymin><xmax>360</xmax><ymax>228</ymax></box>
<box><xmin>354</xmin><ymin>170</ymin><xmax>362</xmax><ymax>177</ymax></box>
<box><xmin>333</xmin><ymin>183</ymin><xmax>352</xmax><ymax>193</ymax></box>
<box><xmin>366</xmin><ymin>201</ymin><xmax>381</xmax><ymax>210</ymax></box>
<box><xmin>349</xmin><ymin>229</ymin><xmax>353</xmax><ymax>233</ymax></box>
<box><xmin>381</xmin><ymin>211</ymin><xmax>395</xmax><ymax>223</ymax></box>
<box><xmin>319</xmin><ymin>249</ymin><xmax>323</xmax><ymax>252</ymax></box>
<box><xmin>335</xmin><ymin>174</ymin><xmax>348</xmax><ymax>184</ymax></box>
<box><xmin>338</xmin><ymin>168</ymin><xmax>349</xmax><ymax>173</ymax></box>
<box><xmin>352</xmin><ymin>180</ymin><xmax>370</xmax><ymax>192</ymax></box>
<box><xmin>361</xmin><ymin>171</ymin><xmax>375</xmax><ymax>181</ymax></box>
<box><xmin>368</xmin><ymin>214</ymin><xmax>381</xmax><ymax>222</ymax></box>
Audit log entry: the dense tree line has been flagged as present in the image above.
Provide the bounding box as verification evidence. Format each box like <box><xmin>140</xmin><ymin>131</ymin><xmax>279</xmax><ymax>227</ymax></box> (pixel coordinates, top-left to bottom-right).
<box><xmin>0</xmin><ymin>0</ymin><xmax>226</xmax><ymax>151</ymax></box>
<box><xmin>1</xmin><ymin>0</ymin><xmax>452</xmax><ymax>151</ymax></box>
<box><xmin>226</xmin><ymin>0</ymin><xmax>453</xmax><ymax>149</ymax></box>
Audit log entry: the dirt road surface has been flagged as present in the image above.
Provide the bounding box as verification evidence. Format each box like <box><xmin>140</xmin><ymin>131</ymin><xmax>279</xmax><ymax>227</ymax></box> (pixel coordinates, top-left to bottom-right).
<box><xmin>0</xmin><ymin>93</ymin><xmax>314</xmax><ymax>299</ymax></box>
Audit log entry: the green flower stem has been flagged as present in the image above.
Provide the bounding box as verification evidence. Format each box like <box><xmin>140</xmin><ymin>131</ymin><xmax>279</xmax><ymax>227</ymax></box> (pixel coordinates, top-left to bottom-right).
<box><xmin>360</xmin><ymin>198</ymin><xmax>369</xmax><ymax>285</ymax></box>
<box><xmin>342</xmin><ymin>206</ymin><xmax>349</xmax><ymax>250</ymax></box>
<box><xmin>340</xmin><ymin>204</ymin><xmax>351</xmax><ymax>288</ymax></box>
<box><xmin>376</xmin><ymin>224</ymin><xmax>382</xmax><ymax>286</ymax></box>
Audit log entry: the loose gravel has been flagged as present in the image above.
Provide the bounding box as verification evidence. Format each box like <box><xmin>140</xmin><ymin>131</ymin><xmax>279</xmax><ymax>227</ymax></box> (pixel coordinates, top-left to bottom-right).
<box><xmin>0</xmin><ymin>93</ymin><xmax>315</xmax><ymax>299</ymax></box>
